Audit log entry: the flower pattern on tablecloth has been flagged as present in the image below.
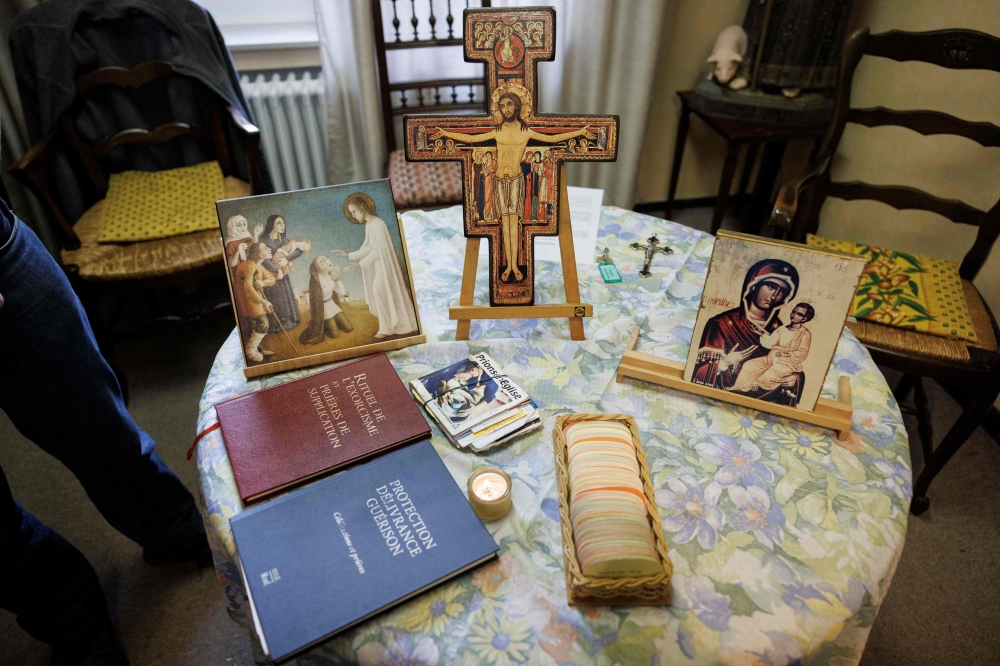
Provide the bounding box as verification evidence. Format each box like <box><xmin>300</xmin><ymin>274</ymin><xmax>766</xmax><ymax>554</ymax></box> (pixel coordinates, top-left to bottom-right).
<box><xmin>196</xmin><ymin>206</ymin><xmax>910</xmax><ymax>665</ymax></box>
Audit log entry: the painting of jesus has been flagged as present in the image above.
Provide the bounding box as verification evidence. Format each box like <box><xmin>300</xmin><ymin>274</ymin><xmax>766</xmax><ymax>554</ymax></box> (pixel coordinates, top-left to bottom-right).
<box><xmin>332</xmin><ymin>192</ymin><xmax>418</xmax><ymax>339</ymax></box>
<box><xmin>732</xmin><ymin>303</ymin><xmax>815</xmax><ymax>396</ymax></box>
<box><xmin>403</xmin><ymin>6</ymin><xmax>619</xmax><ymax>308</ymax></box>
<box><xmin>430</xmin><ymin>85</ymin><xmax>594</xmax><ymax>283</ymax></box>
<box><xmin>217</xmin><ymin>179</ymin><xmax>423</xmax><ymax>377</ymax></box>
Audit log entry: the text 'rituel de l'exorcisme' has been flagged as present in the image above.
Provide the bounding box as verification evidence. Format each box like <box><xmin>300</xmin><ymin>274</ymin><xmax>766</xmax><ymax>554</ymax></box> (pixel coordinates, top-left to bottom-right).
<box><xmin>306</xmin><ymin>372</ymin><xmax>388</xmax><ymax>446</ymax></box>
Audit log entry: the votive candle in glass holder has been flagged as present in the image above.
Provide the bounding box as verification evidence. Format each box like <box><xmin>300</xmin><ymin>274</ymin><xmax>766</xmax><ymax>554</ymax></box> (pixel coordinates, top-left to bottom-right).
<box><xmin>467</xmin><ymin>467</ymin><xmax>512</xmax><ymax>520</ymax></box>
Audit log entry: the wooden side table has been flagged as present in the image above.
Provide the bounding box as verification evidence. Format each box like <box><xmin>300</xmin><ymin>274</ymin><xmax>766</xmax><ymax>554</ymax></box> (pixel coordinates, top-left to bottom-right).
<box><xmin>666</xmin><ymin>90</ymin><xmax>829</xmax><ymax>234</ymax></box>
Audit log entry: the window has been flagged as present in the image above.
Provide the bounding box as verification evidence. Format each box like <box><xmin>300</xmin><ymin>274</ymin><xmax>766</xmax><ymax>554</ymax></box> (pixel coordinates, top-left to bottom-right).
<box><xmin>196</xmin><ymin>0</ymin><xmax>318</xmax><ymax>50</ymax></box>
<box><xmin>196</xmin><ymin>0</ymin><xmax>320</xmax><ymax>69</ymax></box>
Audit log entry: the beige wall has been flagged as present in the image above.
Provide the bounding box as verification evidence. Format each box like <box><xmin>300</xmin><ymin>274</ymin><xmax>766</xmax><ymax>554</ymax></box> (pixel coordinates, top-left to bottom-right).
<box><xmin>637</xmin><ymin>0</ymin><xmax>749</xmax><ymax>205</ymax></box>
<box><xmin>638</xmin><ymin>0</ymin><xmax>1000</xmax><ymax>325</ymax></box>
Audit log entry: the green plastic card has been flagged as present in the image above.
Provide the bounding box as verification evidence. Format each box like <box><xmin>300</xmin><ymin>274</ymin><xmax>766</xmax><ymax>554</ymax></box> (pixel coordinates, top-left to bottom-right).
<box><xmin>598</xmin><ymin>262</ymin><xmax>622</xmax><ymax>284</ymax></box>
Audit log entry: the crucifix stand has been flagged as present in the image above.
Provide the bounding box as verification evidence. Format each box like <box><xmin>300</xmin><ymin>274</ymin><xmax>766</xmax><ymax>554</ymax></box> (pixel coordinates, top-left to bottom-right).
<box><xmin>451</xmin><ymin>163</ymin><xmax>591</xmax><ymax>340</ymax></box>
<box><xmin>403</xmin><ymin>7</ymin><xmax>617</xmax><ymax>342</ymax></box>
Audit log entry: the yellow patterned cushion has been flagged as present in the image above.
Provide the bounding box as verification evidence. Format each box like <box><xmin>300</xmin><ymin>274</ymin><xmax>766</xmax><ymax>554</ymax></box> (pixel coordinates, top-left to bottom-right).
<box><xmin>97</xmin><ymin>161</ymin><xmax>226</xmax><ymax>243</ymax></box>
<box><xmin>807</xmin><ymin>234</ymin><xmax>977</xmax><ymax>342</ymax></box>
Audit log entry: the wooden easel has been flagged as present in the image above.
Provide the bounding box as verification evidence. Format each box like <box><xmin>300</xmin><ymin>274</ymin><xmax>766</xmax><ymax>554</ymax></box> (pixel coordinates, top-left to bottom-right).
<box><xmin>616</xmin><ymin>327</ymin><xmax>854</xmax><ymax>439</ymax></box>
<box><xmin>450</xmin><ymin>164</ymin><xmax>593</xmax><ymax>341</ymax></box>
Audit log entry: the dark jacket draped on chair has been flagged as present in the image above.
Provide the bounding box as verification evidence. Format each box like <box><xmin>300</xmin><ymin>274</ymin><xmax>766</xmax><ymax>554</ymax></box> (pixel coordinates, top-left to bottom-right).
<box><xmin>10</xmin><ymin>0</ymin><xmax>272</xmax><ymax>225</ymax></box>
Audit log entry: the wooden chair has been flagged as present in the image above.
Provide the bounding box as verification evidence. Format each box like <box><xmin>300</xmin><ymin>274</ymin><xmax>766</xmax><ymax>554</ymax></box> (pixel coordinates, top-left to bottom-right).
<box><xmin>9</xmin><ymin>61</ymin><xmax>265</xmax><ymax>395</ymax></box>
<box><xmin>371</xmin><ymin>0</ymin><xmax>490</xmax><ymax>209</ymax></box>
<box><xmin>768</xmin><ymin>28</ymin><xmax>1000</xmax><ymax>514</ymax></box>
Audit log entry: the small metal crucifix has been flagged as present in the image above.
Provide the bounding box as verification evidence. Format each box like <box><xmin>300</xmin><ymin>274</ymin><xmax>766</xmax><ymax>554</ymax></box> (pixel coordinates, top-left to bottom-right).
<box><xmin>630</xmin><ymin>235</ymin><xmax>673</xmax><ymax>278</ymax></box>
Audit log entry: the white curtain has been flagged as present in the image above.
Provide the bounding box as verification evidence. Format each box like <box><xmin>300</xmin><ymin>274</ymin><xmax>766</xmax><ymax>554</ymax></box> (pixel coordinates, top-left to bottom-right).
<box><xmin>0</xmin><ymin>0</ymin><xmax>57</xmax><ymax>252</ymax></box>
<box><xmin>313</xmin><ymin>0</ymin><xmax>668</xmax><ymax>207</ymax></box>
<box><xmin>313</xmin><ymin>0</ymin><xmax>386</xmax><ymax>184</ymax></box>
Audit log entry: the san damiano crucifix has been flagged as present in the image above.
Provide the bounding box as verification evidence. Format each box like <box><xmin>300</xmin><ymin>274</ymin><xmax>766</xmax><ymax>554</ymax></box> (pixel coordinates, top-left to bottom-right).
<box><xmin>404</xmin><ymin>7</ymin><xmax>619</xmax><ymax>306</ymax></box>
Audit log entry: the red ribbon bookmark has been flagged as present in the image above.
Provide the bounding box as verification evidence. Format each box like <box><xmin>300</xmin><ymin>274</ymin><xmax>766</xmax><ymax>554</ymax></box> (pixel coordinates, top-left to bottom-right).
<box><xmin>187</xmin><ymin>422</ymin><xmax>221</xmax><ymax>461</ymax></box>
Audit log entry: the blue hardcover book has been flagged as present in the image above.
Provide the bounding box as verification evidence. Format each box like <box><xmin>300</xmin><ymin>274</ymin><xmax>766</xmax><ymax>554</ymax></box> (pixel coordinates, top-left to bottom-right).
<box><xmin>230</xmin><ymin>440</ymin><xmax>498</xmax><ymax>662</ymax></box>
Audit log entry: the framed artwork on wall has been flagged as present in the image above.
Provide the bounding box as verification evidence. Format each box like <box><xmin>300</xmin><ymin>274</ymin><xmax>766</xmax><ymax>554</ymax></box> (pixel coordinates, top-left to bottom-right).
<box><xmin>217</xmin><ymin>179</ymin><xmax>425</xmax><ymax>378</ymax></box>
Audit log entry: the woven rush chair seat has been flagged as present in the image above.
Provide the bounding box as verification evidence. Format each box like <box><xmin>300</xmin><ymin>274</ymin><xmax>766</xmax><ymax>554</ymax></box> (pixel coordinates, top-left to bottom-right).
<box><xmin>62</xmin><ymin>176</ymin><xmax>251</xmax><ymax>282</ymax></box>
<box><xmin>848</xmin><ymin>280</ymin><xmax>998</xmax><ymax>364</ymax></box>
<box><xmin>388</xmin><ymin>150</ymin><xmax>464</xmax><ymax>209</ymax></box>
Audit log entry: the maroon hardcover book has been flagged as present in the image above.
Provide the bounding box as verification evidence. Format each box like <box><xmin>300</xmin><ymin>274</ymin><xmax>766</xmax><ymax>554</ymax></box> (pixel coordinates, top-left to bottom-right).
<box><xmin>216</xmin><ymin>353</ymin><xmax>431</xmax><ymax>503</ymax></box>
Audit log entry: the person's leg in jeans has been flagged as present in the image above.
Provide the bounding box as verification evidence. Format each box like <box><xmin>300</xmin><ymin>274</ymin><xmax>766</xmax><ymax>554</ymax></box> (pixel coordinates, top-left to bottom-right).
<box><xmin>0</xmin><ymin>203</ymin><xmax>208</xmax><ymax>653</ymax></box>
<box><xmin>0</xmin><ymin>465</ymin><xmax>126</xmax><ymax>664</ymax></box>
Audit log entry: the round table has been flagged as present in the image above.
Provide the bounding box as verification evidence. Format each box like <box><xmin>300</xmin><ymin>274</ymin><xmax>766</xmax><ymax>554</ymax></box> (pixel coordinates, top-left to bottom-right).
<box><xmin>195</xmin><ymin>206</ymin><xmax>911</xmax><ymax>665</ymax></box>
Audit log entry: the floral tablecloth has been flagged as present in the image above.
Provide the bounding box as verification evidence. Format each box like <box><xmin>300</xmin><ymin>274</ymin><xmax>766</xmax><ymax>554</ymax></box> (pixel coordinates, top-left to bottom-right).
<box><xmin>195</xmin><ymin>206</ymin><xmax>911</xmax><ymax>665</ymax></box>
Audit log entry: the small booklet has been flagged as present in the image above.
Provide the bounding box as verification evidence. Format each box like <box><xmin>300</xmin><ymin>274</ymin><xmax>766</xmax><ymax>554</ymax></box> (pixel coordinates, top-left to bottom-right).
<box><xmin>410</xmin><ymin>352</ymin><xmax>529</xmax><ymax>436</ymax></box>
<box><xmin>231</xmin><ymin>440</ymin><xmax>498</xmax><ymax>662</ymax></box>
<box><xmin>409</xmin><ymin>352</ymin><xmax>540</xmax><ymax>451</ymax></box>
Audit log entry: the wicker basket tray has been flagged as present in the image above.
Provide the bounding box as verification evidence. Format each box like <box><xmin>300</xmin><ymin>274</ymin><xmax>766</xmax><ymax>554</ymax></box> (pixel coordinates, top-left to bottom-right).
<box><xmin>553</xmin><ymin>413</ymin><xmax>672</xmax><ymax>606</ymax></box>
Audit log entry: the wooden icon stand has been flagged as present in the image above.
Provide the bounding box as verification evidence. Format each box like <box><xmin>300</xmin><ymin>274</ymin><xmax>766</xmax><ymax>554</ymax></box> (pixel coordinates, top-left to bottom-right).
<box><xmin>616</xmin><ymin>327</ymin><xmax>854</xmax><ymax>439</ymax></box>
<box><xmin>450</xmin><ymin>164</ymin><xmax>593</xmax><ymax>341</ymax></box>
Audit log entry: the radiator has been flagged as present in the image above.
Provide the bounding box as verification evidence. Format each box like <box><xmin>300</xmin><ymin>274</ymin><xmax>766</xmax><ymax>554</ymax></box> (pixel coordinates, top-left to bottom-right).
<box><xmin>240</xmin><ymin>70</ymin><xmax>328</xmax><ymax>193</ymax></box>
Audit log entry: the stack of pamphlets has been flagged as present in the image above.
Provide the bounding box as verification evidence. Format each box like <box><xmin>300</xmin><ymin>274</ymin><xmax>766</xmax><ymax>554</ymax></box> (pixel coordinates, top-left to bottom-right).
<box><xmin>409</xmin><ymin>352</ymin><xmax>542</xmax><ymax>451</ymax></box>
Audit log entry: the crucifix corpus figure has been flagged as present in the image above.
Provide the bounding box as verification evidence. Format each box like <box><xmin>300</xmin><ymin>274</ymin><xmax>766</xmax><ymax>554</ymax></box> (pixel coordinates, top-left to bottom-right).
<box><xmin>630</xmin><ymin>235</ymin><xmax>674</xmax><ymax>278</ymax></box>
<box><xmin>431</xmin><ymin>94</ymin><xmax>591</xmax><ymax>283</ymax></box>
<box><xmin>404</xmin><ymin>7</ymin><xmax>619</xmax><ymax>306</ymax></box>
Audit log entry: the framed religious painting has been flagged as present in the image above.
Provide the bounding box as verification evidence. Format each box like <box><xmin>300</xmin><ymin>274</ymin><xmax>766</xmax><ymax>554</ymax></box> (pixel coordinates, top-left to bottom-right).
<box><xmin>683</xmin><ymin>231</ymin><xmax>866</xmax><ymax>412</ymax></box>
<box><xmin>217</xmin><ymin>179</ymin><xmax>425</xmax><ymax>378</ymax></box>
<box><xmin>404</xmin><ymin>6</ymin><xmax>618</xmax><ymax>315</ymax></box>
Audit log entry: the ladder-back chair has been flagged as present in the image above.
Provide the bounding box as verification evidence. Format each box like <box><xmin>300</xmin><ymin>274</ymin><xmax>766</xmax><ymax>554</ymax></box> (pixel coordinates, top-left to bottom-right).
<box><xmin>9</xmin><ymin>60</ymin><xmax>265</xmax><ymax>394</ymax></box>
<box><xmin>372</xmin><ymin>0</ymin><xmax>490</xmax><ymax>209</ymax></box>
<box><xmin>769</xmin><ymin>28</ymin><xmax>1000</xmax><ymax>514</ymax></box>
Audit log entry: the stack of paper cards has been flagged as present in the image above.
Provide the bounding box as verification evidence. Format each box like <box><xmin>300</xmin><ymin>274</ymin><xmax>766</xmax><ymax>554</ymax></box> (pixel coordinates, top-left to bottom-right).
<box><xmin>410</xmin><ymin>352</ymin><xmax>542</xmax><ymax>451</ymax></box>
<box><xmin>565</xmin><ymin>421</ymin><xmax>662</xmax><ymax>578</ymax></box>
